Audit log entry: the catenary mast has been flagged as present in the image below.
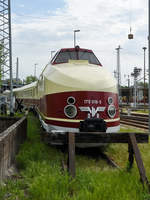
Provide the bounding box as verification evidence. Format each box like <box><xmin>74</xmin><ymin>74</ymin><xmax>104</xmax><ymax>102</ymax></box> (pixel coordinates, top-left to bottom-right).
<box><xmin>0</xmin><ymin>0</ymin><xmax>13</xmax><ymax>115</ymax></box>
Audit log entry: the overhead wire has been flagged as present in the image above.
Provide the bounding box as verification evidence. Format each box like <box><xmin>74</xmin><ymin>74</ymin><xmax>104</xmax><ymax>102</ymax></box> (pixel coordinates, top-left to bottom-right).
<box><xmin>129</xmin><ymin>0</ymin><xmax>133</xmax><ymax>34</ymax></box>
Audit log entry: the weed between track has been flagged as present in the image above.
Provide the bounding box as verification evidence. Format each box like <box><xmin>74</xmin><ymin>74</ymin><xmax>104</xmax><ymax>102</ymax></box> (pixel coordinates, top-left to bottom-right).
<box><xmin>0</xmin><ymin>113</ymin><xmax>150</xmax><ymax>200</ymax></box>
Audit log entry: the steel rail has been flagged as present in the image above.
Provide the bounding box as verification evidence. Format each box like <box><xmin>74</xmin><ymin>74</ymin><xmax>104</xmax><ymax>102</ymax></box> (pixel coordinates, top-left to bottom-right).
<box><xmin>120</xmin><ymin>115</ymin><xmax>149</xmax><ymax>130</ymax></box>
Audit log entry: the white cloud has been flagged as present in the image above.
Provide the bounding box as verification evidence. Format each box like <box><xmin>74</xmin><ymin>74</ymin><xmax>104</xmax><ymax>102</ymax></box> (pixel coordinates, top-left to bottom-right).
<box><xmin>12</xmin><ymin>0</ymin><xmax>148</xmax><ymax>84</ymax></box>
<box><xmin>19</xmin><ymin>4</ymin><xmax>25</xmax><ymax>8</ymax></box>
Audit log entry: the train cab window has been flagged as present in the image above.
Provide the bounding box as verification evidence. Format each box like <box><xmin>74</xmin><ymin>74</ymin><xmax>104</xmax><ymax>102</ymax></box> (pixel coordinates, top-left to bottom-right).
<box><xmin>52</xmin><ymin>48</ymin><xmax>102</xmax><ymax>66</ymax></box>
<box><xmin>54</xmin><ymin>52</ymin><xmax>76</xmax><ymax>63</ymax></box>
<box><xmin>78</xmin><ymin>51</ymin><xmax>100</xmax><ymax>65</ymax></box>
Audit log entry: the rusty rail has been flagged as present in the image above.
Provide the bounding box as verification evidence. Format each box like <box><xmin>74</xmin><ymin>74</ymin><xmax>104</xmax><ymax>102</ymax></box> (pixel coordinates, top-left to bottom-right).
<box><xmin>120</xmin><ymin>115</ymin><xmax>149</xmax><ymax>129</ymax></box>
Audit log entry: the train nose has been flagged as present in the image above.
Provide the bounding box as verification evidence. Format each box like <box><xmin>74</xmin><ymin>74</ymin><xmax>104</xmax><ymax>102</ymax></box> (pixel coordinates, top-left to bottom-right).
<box><xmin>53</xmin><ymin>64</ymin><xmax>117</xmax><ymax>92</ymax></box>
<box><xmin>45</xmin><ymin>62</ymin><xmax>117</xmax><ymax>94</ymax></box>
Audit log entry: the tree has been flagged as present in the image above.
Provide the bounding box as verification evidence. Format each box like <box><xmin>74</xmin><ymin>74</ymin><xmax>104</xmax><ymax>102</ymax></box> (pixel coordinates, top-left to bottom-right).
<box><xmin>137</xmin><ymin>81</ymin><xmax>148</xmax><ymax>88</ymax></box>
<box><xmin>24</xmin><ymin>75</ymin><xmax>37</xmax><ymax>85</ymax></box>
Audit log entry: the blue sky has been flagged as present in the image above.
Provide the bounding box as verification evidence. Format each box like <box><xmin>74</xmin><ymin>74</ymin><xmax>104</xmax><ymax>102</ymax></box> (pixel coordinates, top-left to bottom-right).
<box><xmin>10</xmin><ymin>0</ymin><xmax>148</xmax><ymax>85</ymax></box>
<box><xmin>12</xmin><ymin>0</ymin><xmax>65</xmax><ymax>15</ymax></box>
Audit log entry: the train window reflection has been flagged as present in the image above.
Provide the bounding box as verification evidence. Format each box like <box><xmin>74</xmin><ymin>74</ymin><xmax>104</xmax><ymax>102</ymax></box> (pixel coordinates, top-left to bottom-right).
<box><xmin>78</xmin><ymin>52</ymin><xmax>100</xmax><ymax>65</ymax></box>
<box><xmin>53</xmin><ymin>50</ymin><xmax>101</xmax><ymax>66</ymax></box>
<box><xmin>54</xmin><ymin>52</ymin><xmax>76</xmax><ymax>63</ymax></box>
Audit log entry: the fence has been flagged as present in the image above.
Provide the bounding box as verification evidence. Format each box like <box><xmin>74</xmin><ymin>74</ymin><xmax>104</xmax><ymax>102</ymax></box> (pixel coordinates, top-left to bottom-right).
<box><xmin>0</xmin><ymin>116</ymin><xmax>27</xmax><ymax>180</ymax></box>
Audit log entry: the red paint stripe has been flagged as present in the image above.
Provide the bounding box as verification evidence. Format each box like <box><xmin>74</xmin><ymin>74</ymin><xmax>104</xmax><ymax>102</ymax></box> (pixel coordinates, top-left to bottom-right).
<box><xmin>43</xmin><ymin>91</ymin><xmax>119</xmax><ymax>120</ymax></box>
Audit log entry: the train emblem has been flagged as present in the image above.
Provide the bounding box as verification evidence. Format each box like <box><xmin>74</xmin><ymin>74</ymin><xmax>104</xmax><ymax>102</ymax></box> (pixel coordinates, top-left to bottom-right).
<box><xmin>79</xmin><ymin>106</ymin><xmax>105</xmax><ymax>118</ymax></box>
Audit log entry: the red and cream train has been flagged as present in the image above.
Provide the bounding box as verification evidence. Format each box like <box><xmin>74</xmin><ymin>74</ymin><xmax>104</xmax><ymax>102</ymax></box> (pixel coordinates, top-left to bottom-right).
<box><xmin>11</xmin><ymin>46</ymin><xmax>120</xmax><ymax>143</ymax></box>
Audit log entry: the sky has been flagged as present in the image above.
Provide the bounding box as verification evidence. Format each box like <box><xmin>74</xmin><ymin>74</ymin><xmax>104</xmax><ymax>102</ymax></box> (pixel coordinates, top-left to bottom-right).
<box><xmin>11</xmin><ymin>0</ymin><xmax>148</xmax><ymax>86</ymax></box>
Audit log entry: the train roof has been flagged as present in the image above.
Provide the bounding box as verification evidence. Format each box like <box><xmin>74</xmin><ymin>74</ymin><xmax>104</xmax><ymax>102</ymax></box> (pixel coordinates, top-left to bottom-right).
<box><xmin>60</xmin><ymin>47</ymin><xmax>93</xmax><ymax>52</ymax></box>
<box><xmin>8</xmin><ymin>81</ymin><xmax>37</xmax><ymax>94</ymax></box>
<box><xmin>51</xmin><ymin>46</ymin><xmax>102</xmax><ymax>66</ymax></box>
<box><xmin>3</xmin><ymin>81</ymin><xmax>37</xmax><ymax>94</ymax></box>
<box><xmin>15</xmin><ymin>81</ymin><xmax>37</xmax><ymax>91</ymax></box>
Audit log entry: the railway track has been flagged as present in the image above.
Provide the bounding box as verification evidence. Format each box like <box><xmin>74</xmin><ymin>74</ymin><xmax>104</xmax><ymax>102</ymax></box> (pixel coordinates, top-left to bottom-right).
<box><xmin>120</xmin><ymin>113</ymin><xmax>149</xmax><ymax>130</ymax></box>
<box><xmin>61</xmin><ymin>147</ymin><xmax>120</xmax><ymax>170</ymax></box>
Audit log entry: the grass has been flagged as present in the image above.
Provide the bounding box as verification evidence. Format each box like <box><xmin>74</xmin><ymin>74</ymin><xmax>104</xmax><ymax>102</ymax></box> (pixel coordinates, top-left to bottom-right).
<box><xmin>0</xmin><ymin>113</ymin><xmax>150</xmax><ymax>200</ymax></box>
<box><xmin>0</xmin><ymin>112</ymin><xmax>24</xmax><ymax>118</ymax></box>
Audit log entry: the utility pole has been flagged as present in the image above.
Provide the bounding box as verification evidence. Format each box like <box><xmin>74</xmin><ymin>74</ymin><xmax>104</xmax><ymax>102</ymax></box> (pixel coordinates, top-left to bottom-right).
<box><xmin>115</xmin><ymin>45</ymin><xmax>121</xmax><ymax>103</ymax></box>
<box><xmin>16</xmin><ymin>57</ymin><xmax>19</xmax><ymax>86</ymax></box>
<box><xmin>148</xmin><ymin>0</ymin><xmax>150</xmax><ymax>130</ymax></box>
<box><xmin>127</xmin><ymin>75</ymin><xmax>131</xmax><ymax>104</ymax></box>
<box><xmin>128</xmin><ymin>75</ymin><xmax>130</xmax><ymax>88</ymax></box>
<box><xmin>34</xmin><ymin>63</ymin><xmax>38</xmax><ymax>78</ymax></box>
<box><xmin>143</xmin><ymin>47</ymin><xmax>147</xmax><ymax>110</ymax></box>
<box><xmin>113</xmin><ymin>70</ymin><xmax>117</xmax><ymax>79</ymax></box>
<box><xmin>131</xmin><ymin>67</ymin><xmax>142</xmax><ymax>108</ymax></box>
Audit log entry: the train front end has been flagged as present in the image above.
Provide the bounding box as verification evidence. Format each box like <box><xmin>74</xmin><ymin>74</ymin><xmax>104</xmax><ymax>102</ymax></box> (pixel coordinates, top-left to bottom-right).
<box><xmin>39</xmin><ymin>47</ymin><xmax>120</xmax><ymax>145</ymax></box>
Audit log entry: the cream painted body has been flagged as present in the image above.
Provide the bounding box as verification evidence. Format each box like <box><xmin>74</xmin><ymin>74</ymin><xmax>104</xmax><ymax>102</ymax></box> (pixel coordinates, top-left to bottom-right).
<box><xmin>11</xmin><ymin>60</ymin><xmax>117</xmax><ymax>99</ymax></box>
<box><xmin>9</xmin><ymin>60</ymin><xmax>117</xmax><ymax>99</ymax></box>
<box><xmin>43</xmin><ymin>60</ymin><xmax>117</xmax><ymax>96</ymax></box>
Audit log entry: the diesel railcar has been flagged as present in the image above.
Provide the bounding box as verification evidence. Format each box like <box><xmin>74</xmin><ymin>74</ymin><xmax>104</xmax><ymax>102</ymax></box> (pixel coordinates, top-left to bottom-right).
<box><xmin>11</xmin><ymin>46</ymin><xmax>120</xmax><ymax>146</ymax></box>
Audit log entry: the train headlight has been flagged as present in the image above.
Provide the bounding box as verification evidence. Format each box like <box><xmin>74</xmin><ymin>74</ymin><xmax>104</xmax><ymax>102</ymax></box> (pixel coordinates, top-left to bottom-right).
<box><xmin>108</xmin><ymin>105</ymin><xmax>116</xmax><ymax>118</ymax></box>
<box><xmin>108</xmin><ymin>97</ymin><xmax>113</xmax><ymax>105</ymax></box>
<box><xmin>67</xmin><ymin>96</ymin><xmax>76</xmax><ymax>104</ymax></box>
<box><xmin>64</xmin><ymin>105</ymin><xmax>77</xmax><ymax>118</ymax></box>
